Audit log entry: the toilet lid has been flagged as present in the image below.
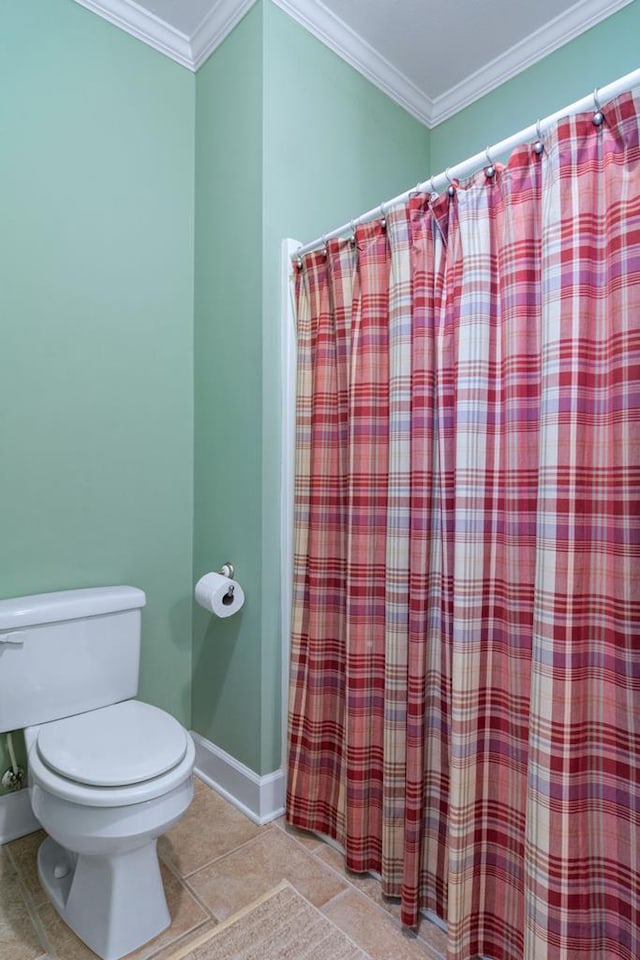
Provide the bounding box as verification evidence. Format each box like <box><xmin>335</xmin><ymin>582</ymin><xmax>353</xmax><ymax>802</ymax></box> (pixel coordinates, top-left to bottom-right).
<box><xmin>36</xmin><ymin>700</ymin><xmax>188</xmax><ymax>787</ymax></box>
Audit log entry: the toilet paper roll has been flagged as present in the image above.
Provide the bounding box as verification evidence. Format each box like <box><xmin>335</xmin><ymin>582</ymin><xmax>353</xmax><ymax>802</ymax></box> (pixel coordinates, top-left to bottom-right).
<box><xmin>195</xmin><ymin>572</ymin><xmax>245</xmax><ymax>618</ymax></box>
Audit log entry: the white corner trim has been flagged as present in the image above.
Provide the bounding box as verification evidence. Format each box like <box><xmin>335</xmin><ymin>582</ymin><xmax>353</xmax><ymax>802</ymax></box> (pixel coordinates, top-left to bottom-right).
<box><xmin>280</xmin><ymin>239</ymin><xmax>299</xmax><ymax>773</ymax></box>
<box><xmin>270</xmin><ymin>0</ymin><xmax>433</xmax><ymax>126</ymax></box>
<box><xmin>0</xmin><ymin>789</ymin><xmax>40</xmax><ymax>845</ymax></box>
<box><xmin>191</xmin><ymin>0</ymin><xmax>257</xmax><ymax>70</ymax></box>
<box><xmin>72</xmin><ymin>0</ymin><xmax>193</xmax><ymax>69</ymax></box>
<box><xmin>429</xmin><ymin>0</ymin><xmax>635</xmax><ymax>125</ymax></box>
<box><xmin>191</xmin><ymin>732</ymin><xmax>285</xmax><ymax>826</ymax></box>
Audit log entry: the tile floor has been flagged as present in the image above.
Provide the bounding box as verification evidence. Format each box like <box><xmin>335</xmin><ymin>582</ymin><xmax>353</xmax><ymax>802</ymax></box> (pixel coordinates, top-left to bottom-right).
<box><xmin>0</xmin><ymin>776</ymin><xmax>447</xmax><ymax>960</ymax></box>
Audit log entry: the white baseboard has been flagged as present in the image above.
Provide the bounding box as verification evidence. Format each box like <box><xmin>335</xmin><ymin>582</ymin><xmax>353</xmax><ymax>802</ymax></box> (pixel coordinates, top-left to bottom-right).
<box><xmin>0</xmin><ymin>788</ymin><xmax>40</xmax><ymax>844</ymax></box>
<box><xmin>190</xmin><ymin>731</ymin><xmax>285</xmax><ymax>826</ymax></box>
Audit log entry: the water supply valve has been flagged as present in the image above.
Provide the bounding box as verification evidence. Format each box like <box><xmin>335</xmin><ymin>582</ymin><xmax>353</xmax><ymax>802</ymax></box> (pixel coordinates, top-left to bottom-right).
<box><xmin>1</xmin><ymin>766</ymin><xmax>25</xmax><ymax>791</ymax></box>
<box><xmin>2</xmin><ymin>731</ymin><xmax>25</xmax><ymax>791</ymax></box>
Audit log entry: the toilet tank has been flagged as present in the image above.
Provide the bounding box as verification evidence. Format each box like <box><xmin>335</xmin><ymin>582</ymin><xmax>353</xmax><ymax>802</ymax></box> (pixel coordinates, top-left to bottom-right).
<box><xmin>0</xmin><ymin>586</ymin><xmax>146</xmax><ymax>733</ymax></box>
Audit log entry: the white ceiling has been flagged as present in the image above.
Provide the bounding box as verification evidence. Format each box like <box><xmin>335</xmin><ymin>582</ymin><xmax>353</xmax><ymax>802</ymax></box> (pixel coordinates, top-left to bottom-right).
<box><xmin>73</xmin><ymin>0</ymin><xmax>634</xmax><ymax>125</ymax></box>
<box><xmin>319</xmin><ymin>0</ymin><xmax>587</xmax><ymax>99</ymax></box>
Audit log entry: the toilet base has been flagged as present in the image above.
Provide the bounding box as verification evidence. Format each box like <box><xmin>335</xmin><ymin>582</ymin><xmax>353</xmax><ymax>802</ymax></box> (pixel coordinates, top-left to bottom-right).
<box><xmin>38</xmin><ymin>835</ymin><xmax>171</xmax><ymax>960</ymax></box>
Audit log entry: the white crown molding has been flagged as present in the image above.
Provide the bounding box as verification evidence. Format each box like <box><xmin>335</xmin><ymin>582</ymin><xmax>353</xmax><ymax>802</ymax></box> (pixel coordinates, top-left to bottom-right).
<box><xmin>191</xmin><ymin>0</ymin><xmax>257</xmax><ymax>70</ymax></box>
<box><xmin>429</xmin><ymin>0</ymin><xmax>635</xmax><ymax>126</ymax></box>
<box><xmin>271</xmin><ymin>0</ymin><xmax>433</xmax><ymax>126</ymax></box>
<box><xmin>73</xmin><ymin>0</ymin><xmax>193</xmax><ymax>69</ymax></box>
<box><xmin>73</xmin><ymin>0</ymin><xmax>634</xmax><ymax>123</ymax></box>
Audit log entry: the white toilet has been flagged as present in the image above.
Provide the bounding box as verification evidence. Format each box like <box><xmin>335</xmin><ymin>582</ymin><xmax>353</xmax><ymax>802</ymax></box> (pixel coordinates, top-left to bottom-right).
<box><xmin>0</xmin><ymin>586</ymin><xmax>195</xmax><ymax>960</ymax></box>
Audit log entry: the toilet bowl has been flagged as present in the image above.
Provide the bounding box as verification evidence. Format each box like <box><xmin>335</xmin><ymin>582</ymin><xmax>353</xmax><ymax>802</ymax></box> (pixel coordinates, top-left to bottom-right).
<box><xmin>25</xmin><ymin>700</ymin><xmax>196</xmax><ymax>960</ymax></box>
<box><xmin>0</xmin><ymin>586</ymin><xmax>196</xmax><ymax>960</ymax></box>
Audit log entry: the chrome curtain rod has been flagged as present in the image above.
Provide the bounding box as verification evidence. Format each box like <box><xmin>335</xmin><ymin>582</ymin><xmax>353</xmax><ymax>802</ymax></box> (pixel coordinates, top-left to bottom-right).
<box><xmin>293</xmin><ymin>66</ymin><xmax>640</xmax><ymax>260</ymax></box>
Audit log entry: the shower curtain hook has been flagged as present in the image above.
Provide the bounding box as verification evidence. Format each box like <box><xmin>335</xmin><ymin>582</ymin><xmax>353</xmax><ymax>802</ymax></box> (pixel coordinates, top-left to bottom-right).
<box><xmin>593</xmin><ymin>87</ymin><xmax>604</xmax><ymax>126</ymax></box>
<box><xmin>379</xmin><ymin>203</ymin><xmax>387</xmax><ymax>230</ymax></box>
<box><xmin>445</xmin><ymin>168</ymin><xmax>456</xmax><ymax>197</ymax></box>
<box><xmin>349</xmin><ymin>220</ymin><xmax>357</xmax><ymax>246</ymax></box>
<box><xmin>534</xmin><ymin>119</ymin><xmax>545</xmax><ymax>155</ymax></box>
<box><xmin>322</xmin><ymin>234</ymin><xmax>328</xmax><ymax>257</ymax></box>
<box><xmin>484</xmin><ymin>146</ymin><xmax>495</xmax><ymax>178</ymax></box>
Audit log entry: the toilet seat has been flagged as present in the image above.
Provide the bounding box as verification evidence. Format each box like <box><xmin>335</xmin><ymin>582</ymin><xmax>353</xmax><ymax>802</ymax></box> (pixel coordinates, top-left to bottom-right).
<box><xmin>28</xmin><ymin>700</ymin><xmax>195</xmax><ymax>808</ymax></box>
<box><xmin>37</xmin><ymin>700</ymin><xmax>188</xmax><ymax>786</ymax></box>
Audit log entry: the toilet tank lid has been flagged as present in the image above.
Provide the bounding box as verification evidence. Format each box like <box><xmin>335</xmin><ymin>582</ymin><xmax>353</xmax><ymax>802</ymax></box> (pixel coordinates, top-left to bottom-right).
<box><xmin>0</xmin><ymin>586</ymin><xmax>146</xmax><ymax>631</ymax></box>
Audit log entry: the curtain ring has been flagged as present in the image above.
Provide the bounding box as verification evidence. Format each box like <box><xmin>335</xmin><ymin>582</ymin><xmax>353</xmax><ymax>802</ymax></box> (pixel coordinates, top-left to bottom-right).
<box><xmin>414</xmin><ymin>178</ymin><xmax>433</xmax><ymax>200</ymax></box>
<box><xmin>484</xmin><ymin>146</ymin><xmax>495</xmax><ymax>178</ymax></box>
<box><xmin>445</xmin><ymin>167</ymin><xmax>456</xmax><ymax>197</ymax></box>
<box><xmin>534</xmin><ymin>119</ymin><xmax>544</xmax><ymax>155</ymax></box>
<box><xmin>593</xmin><ymin>87</ymin><xmax>604</xmax><ymax>126</ymax></box>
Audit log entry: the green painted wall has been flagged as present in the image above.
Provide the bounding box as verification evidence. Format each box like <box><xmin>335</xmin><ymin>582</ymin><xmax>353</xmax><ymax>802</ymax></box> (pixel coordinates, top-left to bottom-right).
<box><xmin>0</xmin><ymin>0</ymin><xmax>195</xmax><ymax>789</ymax></box>
<box><xmin>193</xmin><ymin>5</ymin><xmax>264</xmax><ymax>772</ymax></box>
<box><xmin>430</xmin><ymin>1</ymin><xmax>640</xmax><ymax>172</ymax></box>
<box><xmin>192</xmin><ymin>0</ymin><xmax>430</xmax><ymax>774</ymax></box>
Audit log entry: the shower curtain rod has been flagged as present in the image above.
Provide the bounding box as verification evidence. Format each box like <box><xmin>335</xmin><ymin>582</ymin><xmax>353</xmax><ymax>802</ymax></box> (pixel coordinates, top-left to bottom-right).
<box><xmin>293</xmin><ymin>66</ymin><xmax>640</xmax><ymax>260</ymax></box>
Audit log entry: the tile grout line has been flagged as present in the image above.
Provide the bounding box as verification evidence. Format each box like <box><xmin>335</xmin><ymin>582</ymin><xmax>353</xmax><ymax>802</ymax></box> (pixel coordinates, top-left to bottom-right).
<box><xmin>178</xmin><ymin>874</ymin><xmax>223</xmax><ymax>922</ymax></box>
<box><xmin>302</xmin><ymin>835</ymin><xmax>447</xmax><ymax>960</ymax></box>
<box><xmin>269</xmin><ymin>822</ymin><xmax>416</xmax><ymax>939</ymax></box>
<box><xmin>162</xmin><ymin>822</ymin><xmax>273</xmax><ymax>882</ymax></box>
<box><xmin>276</xmin><ymin>817</ymin><xmax>447</xmax><ymax>951</ymax></box>
<box><xmin>302</xmin><ymin>846</ymin><xmax>426</xmax><ymax>950</ymax></box>
<box><xmin>180</xmin><ymin>840</ymin><xmax>284</xmax><ymax>924</ymax></box>
<box><xmin>163</xmin><ymin>826</ymin><xmax>287</xmax><ymax>923</ymax></box>
<box><xmin>142</xmin><ymin>917</ymin><xmax>215</xmax><ymax>960</ymax></box>
<box><xmin>283</xmin><ymin>882</ymin><xmax>376</xmax><ymax>960</ymax></box>
<box><xmin>320</xmin><ymin>882</ymin><xmax>444</xmax><ymax>960</ymax></box>
<box><xmin>318</xmin><ymin>883</ymin><xmax>353</xmax><ymax>913</ymax></box>
<box><xmin>272</xmin><ymin>819</ymin><xmax>329</xmax><ymax>855</ymax></box>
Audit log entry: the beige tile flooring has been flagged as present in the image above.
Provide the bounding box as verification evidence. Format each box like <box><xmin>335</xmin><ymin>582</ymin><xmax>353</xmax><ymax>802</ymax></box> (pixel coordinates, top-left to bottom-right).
<box><xmin>1</xmin><ymin>776</ymin><xmax>447</xmax><ymax>960</ymax></box>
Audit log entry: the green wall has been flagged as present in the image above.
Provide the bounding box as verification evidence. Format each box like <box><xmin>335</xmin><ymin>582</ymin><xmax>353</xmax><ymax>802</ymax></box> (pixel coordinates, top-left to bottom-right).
<box><xmin>193</xmin><ymin>5</ymin><xmax>264</xmax><ymax>772</ymax></box>
<box><xmin>0</xmin><ymin>0</ymin><xmax>195</xmax><ymax>788</ymax></box>
<box><xmin>430</xmin><ymin>0</ymin><xmax>640</xmax><ymax>172</ymax></box>
<box><xmin>192</xmin><ymin>0</ymin><xmax>430</xmax><ymax>774</ymax></box>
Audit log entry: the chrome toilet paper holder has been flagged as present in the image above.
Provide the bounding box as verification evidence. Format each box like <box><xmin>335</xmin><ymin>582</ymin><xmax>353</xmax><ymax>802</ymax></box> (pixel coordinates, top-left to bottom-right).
<box><xmin>219</xmin><ymin>563</ymin><xmax>235</xmax><ymax>605</ymax></box>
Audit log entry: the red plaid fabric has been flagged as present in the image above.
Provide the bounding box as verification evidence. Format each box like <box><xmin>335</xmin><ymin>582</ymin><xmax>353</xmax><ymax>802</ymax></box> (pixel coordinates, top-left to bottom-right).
<box><xmin>287</xmin><ymin>90</ymin><xmax>640</xmax><ymax>960</ymax></box>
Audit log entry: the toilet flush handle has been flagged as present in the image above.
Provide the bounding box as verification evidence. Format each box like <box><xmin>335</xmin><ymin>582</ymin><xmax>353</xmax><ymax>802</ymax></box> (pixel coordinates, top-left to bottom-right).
<box><xmin>0</xmin><ymin>631</ymin><xmax>25</xmax><ymax>645</ymax></box>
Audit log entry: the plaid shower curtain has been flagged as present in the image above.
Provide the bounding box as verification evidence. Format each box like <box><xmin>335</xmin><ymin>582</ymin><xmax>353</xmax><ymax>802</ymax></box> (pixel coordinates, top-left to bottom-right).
<box><xmin>286</xmin><ymin>90</ymin><xmax>640</xmax><ymax>960</ymax></box>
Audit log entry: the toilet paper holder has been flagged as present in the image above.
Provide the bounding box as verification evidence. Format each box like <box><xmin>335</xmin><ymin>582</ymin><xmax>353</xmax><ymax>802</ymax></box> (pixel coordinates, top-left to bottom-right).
<box><xmin>219</xmin><ymin>563</ymin><xmax>235</xmax><ymax>605</ymax></box>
